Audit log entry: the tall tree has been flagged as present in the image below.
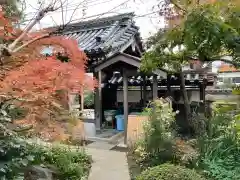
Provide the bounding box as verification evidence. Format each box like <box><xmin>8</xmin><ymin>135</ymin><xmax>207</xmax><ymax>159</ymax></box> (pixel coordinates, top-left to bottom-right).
<box><xmin>141</xmin><ymin>0</ymin><xmax>240</xmax><ymax>132</ymax></box>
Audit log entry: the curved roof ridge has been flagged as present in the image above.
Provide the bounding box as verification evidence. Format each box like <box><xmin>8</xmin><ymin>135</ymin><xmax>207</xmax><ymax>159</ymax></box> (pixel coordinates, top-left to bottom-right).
<box><xmin>65</xmin><ymin>12</ymin><xmax>135</xmax><ymax>30</ymax></box>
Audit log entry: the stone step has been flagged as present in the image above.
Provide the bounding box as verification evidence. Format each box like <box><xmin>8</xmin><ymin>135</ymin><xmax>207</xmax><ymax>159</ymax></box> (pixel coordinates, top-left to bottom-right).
<box><xmin>86</xmin><ymin>131</ymin><xmax>124</xmax><ymax>144</ymax></box>
<box><xmin>86</xmin><ymin>141</ymin><xmax>116</xmax><ymax>150</ymax></box>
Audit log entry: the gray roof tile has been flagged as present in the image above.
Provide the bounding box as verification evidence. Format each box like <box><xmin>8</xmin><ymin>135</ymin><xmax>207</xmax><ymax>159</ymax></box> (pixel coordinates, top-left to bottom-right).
<box><xmin>60</xmin><ymin>13</ymin><xmax>142</xmax><ymax>56</ymax></box>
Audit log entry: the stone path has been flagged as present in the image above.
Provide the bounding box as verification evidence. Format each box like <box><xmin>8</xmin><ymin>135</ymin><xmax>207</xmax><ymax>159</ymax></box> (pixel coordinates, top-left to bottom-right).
<box><xmin>86</xmin><ymin>139</ymin><xmax>131</xmax><ymax>179</ymax></box>
<box><xmin>87</xmin><ymin>147</ymin><xmax>130</xmax><ymax>180</ymax></box>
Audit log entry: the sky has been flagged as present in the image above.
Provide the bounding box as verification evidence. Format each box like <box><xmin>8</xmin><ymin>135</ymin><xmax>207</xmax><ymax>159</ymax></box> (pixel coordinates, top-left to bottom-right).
<box><xmin>24</xmin><ymin>0</ymin><xmax>164</xmax><ymax>39</ymax></box>
<box><xmin>24</xmin><ymin>0</ymin><xmax>221</xmax><ymax>72</ymax></box>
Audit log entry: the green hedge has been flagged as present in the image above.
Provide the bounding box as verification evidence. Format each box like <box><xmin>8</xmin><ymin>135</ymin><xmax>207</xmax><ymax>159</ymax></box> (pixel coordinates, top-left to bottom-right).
<box><xmin>28</xmin><ymin>145</ymin><xmax>92</xmax><ymax>180</ymax></box>
<box><xmin>136</xmin><ymin>163</ymin><xmax>205</xmax><ymax>180</ymax></box>
<box><xmin>0</xmin><ymin>142</ymin><xmax>92</xmax><ymax>180</ymax></box>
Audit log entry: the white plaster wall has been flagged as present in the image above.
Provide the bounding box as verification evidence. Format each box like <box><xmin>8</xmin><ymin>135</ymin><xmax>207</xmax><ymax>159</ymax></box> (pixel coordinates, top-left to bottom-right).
<box><xmin>117</xmin><ymin>90</ymin><xmax>201</xmax><ymax>103</ymax></box>
<box><xmin>190</xmin><ymin>91</ymin><xmax>201</xmax><ymax>102</ymax></box>
<box><xmin>218</xmin><ymin>72</ymin><xmax>240</xmax><ymax>78</ymax></box>
<box><xmin>217</xmin><ymin>72</ymin><xmax>240</xmax><ymax>85</ymax></box>
<box><xmin>117</xmin><ymin>90</ymin><xmax>153</xmax><ymax>102</ymax></box>
<box><xmin>206</xmin><ymin>94</ymin><xmax>240</xmax><ymax>102</ymax></box>
<box><xmin>176</xmin><ymin>90</ymin><xmax>200</xmax><ymax>104</ymax></box>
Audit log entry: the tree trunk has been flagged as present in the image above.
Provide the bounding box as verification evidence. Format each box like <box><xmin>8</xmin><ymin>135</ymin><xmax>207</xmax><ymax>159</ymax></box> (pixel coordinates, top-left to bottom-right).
<box><xmin>179</xmin><ymin>70</ymin><xmax>191</xmax><ymax>131</ymax></box>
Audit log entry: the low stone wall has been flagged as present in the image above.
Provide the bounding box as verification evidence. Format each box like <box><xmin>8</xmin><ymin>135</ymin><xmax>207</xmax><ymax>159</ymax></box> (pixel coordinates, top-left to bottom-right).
<box><xmin>127</xmin><ymin>115</ymin><xmax>148</xmax><ymax>146</ymax></box>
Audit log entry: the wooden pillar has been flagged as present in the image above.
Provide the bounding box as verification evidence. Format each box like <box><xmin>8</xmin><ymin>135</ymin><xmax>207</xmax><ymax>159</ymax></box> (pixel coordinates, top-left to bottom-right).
<box><xmin>143</xmin><ymin>76</ymin><xmax>147</xmax><ymax>107</ymax></box>
<box><xmin>140</xmin><ymin>84</ymin><xmax>143</xmax><ymax>101</ymax></box>
<box><xmin>152</xmin><ymin>75</ymin><xmax>158</xmax><ymax>100</ymax></box>
<box><xmin>199</xmin><ymin>81</ymin><xmax>206</xmax><ymax>114</ymax></box>
<box><xmin>199</xmin><ymin>82</ymin><xmax>206</xmax><ymax>102</ymax></box>
<box><xmin>123</xmin><ymin>69</ymin><xmax>128</xmax><ymax>144</ymax></box>
<box><xmin>94</xmin><ymin>70</ymin><xmax>103</xmax><ymax>130</ymax></box>
<box><xmin>167</xmin><ymin>75</ymin><xmax>171</xmax><ymax>96</ymax></box>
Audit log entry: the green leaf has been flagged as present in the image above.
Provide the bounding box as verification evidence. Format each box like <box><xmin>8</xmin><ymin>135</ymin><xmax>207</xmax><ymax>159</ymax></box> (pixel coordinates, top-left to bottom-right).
<box><xmin>26</xmin><ymin>155</ymin><xmax>35</xmax><ymax>162</ymax></box>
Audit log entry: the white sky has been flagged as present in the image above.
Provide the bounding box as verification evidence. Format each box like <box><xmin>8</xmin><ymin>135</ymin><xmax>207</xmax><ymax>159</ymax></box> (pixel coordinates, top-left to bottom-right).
<box><xmin>24</xmin><ymin>0</ymin><xmax>165</xmax><ymax>39</ymax></box>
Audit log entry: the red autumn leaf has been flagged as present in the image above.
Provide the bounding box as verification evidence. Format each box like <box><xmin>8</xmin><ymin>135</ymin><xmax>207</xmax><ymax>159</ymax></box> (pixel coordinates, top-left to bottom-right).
<box><xmin>0</xmin><ymin>7</ymin><xmax>98</xmax><ymax>141</ymax></box>
<box><xmin>0</xmin><ymin>7</ymin><xmax>97</xmax><ymax>101</ymax></box>
<box><xmin>1</xmin><ymin>56</ymin><xmax>97</xmax><ymax>99</ymax></box>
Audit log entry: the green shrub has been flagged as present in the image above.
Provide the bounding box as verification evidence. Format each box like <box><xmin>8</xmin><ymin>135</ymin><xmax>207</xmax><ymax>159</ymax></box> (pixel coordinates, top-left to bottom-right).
<box><xmin>175</xmin><ymin>139</ymin><xmax>199</xmax><ymax>168</ymax></box>
<box><xmin>28</xmin><ymin>145</ymin><xmax>92</xmax><ymax>180</ymax></box>
<box><xmin>136</xmin><ymin>163</ymin><xmax>206</xmax><ymax>180</ymax></box>
<box><xmin>196</xmin><ymin>106</ymin><xmax>240</xmax><ymax>180</ymax></box>
<box><xmin>8</xmin><ymin>106</ymin><xmax>28</xmax><ymax>120</ymax></box>
<box><xmin>133</xmin><ymin>99</ymin><xmax>177</xmax><ymax>169</ymax></box>
<box><xmin>0</xmin><ymin>143</ymin><xmax>92</xmax><ymax>180</ymax></box>
<box><xmin>84</xmin><ymin>91</ymin><xmax>94</xmax><ymax>108</ymax></box>
<box><xmin>0</xmin><ymin>98</ymin><xmax>91</xmax><ymax>180</ymax></box>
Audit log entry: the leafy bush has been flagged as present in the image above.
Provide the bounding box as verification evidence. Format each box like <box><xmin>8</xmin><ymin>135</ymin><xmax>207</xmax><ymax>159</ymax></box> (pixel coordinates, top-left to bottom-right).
<box><xmin>0</xmin><ymin>97</ymin><xmax>91</xmax><ymax>180</ymax></box>
<box><xmin>84</xmin><ymin>91</ymin><xmax>94</xmax><ymax>108</ymax></box>
<box><xmin>1</xmin><ymin>144</ymin><xmax>92</xmax><ymax>180</ymax></box>
<box><xmin>196</xmin><ymin>105</ymin><xmax>240</xmax><ymax>180</ymax></box>
<box><xmin>8</xmin><ymin>106</ymin><xmax>28</xmax><ymax>120</ymax></box>
<box><xmin>136</xmin><ymin>163</ymin><xmax>206</xmax><ymax>180</ymax></box>
<box><xmin>133</xmin><ymin>99</ymin><xmax>177</xmax><ymax>169</ymax></box>
<box><xmin>26</xmin><ymin>145</ymin><xmax>92</xmax><ymax>180</ymax></box>
<box><xmin>0</xmin><ymin>99</ymin><xmax>33</xmax><ymax>179</ymax></box>
<box><xmin>175</xmin><ymin>139</ymin><xmax>199</xmax><ymax>168</ymax></box>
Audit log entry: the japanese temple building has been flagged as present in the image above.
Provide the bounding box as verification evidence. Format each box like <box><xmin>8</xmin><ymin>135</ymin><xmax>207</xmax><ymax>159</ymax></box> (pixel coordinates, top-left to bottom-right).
<box><xmin>58</xmin><ymin>13</ymin><xmax>216</xmax><ymax>134</ymax></box>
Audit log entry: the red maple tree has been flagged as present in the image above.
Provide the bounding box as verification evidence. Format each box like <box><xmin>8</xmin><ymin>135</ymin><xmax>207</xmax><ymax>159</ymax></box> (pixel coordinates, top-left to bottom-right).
<box><xmin>0</xmin><ymin>7</ymin><xmax>97</xmax><ymax>141</ymax></box>
<box><xmin>0</xmin><ymin>8</ymin><xmax>97</xmax><ymax>101</ymax></box>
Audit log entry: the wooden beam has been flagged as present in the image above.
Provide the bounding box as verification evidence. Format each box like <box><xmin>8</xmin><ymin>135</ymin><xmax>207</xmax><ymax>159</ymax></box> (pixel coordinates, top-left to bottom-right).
<box><xmin>94</xmin><ymin>54</ymin><xmax>140</xmax><ymax>72</ymax></box>
<box><xmin>143</xmin><ymin>76</ymin><xmax>147</xmax><ymax>107</ymax></box>
<box><xmin>167</xmin><ymin>75</ymin><xmax>171</xmax><ymax>96</ymax></box>
<box><xmin>94</xmin><ymin>71</ymin><xmax>103</xmax><ymax>130</ymax></box>
<box><xmin>94</xmin><ymin>54</ymin><xmax>167</xmax><ymax>78</ymax></box>
<box><xmin>199</xmin><ymin>83</ymin><xmax>204</xmax><ymax>101</ymax></box>
<box><xmin>123</xmin><ymin>68</ymin><xmax>129</xmax><ymax>145</ymax></box>
<box><xmin>199</xmin><ymin>82</ymin><xmax>206</xmax><ymax>115</ymax></box>
<box><xmin>152</xmin><ymin>75</ymin><xmax>158</xmax><ymax>100</ymax></box>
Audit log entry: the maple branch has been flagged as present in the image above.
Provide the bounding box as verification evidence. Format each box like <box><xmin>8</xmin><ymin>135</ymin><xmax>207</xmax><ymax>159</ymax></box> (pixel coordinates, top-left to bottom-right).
<box><xmin>7</xmin><ymin>5</ymin><xmax>56</xmax><ymax>51</ymax></box>
<box><xmin>169</xmin><ymin>0</ymin><xmax>186</xmax><ymax>14</ymax></box>
<box><xmin>60</xmin><ymin>0</ymin><xmax>65</xmax><ymax>26</ymax></box>
<box><xmin>12</xmin><ymin>34</ymin><xmax>50</xmax><ymax>53</ymax></box>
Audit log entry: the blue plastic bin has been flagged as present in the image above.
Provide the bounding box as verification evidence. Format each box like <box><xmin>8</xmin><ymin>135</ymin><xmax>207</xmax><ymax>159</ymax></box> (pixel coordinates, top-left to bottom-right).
<box><xmin>115</xmin><ymin>115</ymin><xmax>124</xmax><ymax>131</ymax></box>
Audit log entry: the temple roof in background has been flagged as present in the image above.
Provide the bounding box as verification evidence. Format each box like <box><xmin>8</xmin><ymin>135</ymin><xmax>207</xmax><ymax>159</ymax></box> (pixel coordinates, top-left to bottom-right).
<box><xmin>59</xmin><ymin>13</ymin><xmax>143</xmax><ymax>58</ymax></box>
<box><xmin>106</xmin><ymin>71</ymin><xmax>216</xmax><ymax>86</ymax></box>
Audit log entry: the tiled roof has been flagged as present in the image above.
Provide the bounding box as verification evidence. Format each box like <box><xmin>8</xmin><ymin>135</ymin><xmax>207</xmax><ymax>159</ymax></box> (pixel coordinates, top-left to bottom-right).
<box><xmin>60</xmin><ymin>13</ymin><xmax>142</xmax><ymax>57</ymax></box>
<box><xmin>107</xmin><ymin>72</ymin><xmax>216</xmax><ymax>85</ymax></box>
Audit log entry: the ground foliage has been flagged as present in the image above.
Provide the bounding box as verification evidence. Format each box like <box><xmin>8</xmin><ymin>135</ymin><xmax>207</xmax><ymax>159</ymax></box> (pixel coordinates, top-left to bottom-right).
<box><xmin>196</xmin><ymin>104</ymin><xmax>240</xmax><ymax>180</ymax></box>
<box><xmin>131</xmin><ymin>98</ymin><xmax>240</xmax><ymax>180</ymax></box>
<box><xmin>136</xmin><ymin>163</ymin><xmax>206</xmax><ymax>180</ymax></box>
